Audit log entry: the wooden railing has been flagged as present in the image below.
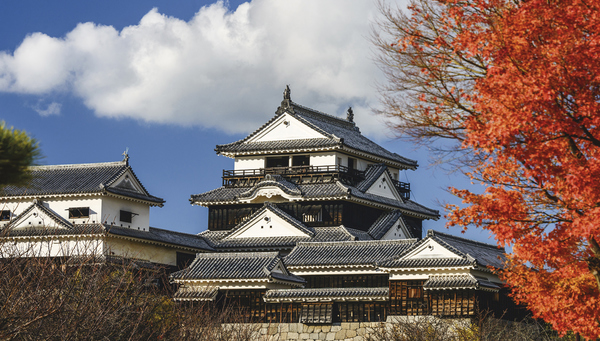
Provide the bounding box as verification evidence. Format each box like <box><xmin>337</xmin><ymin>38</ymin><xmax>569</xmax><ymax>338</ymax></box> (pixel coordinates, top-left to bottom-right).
<box><xmin>222</xmin><ymin>165</ymin><xmax>366</xmax><ymax>187</ymax></box>
<box><xmin>392</xmin><ymin>179</ymin><xmax>411</xmax><ymax>200</ymax></box>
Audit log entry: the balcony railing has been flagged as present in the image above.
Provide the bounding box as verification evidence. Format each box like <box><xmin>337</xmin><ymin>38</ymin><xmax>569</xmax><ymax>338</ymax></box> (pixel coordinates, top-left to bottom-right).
<box><xmin>392</xmin><ymin>179</ymin><xmax>411</xmax><ymax>200</ymax></box>
<box><xmin>222</xmin><ymin>165</ymin><xmax>366</xmax><ymax>187</ymax></box>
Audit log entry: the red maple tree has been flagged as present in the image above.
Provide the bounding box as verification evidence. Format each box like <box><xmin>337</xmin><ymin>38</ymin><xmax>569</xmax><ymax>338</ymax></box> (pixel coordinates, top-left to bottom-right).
<box><xmin>376</xmin><ymin>0</ymin><xmax>600</xmax><ymax>337</ymax></box>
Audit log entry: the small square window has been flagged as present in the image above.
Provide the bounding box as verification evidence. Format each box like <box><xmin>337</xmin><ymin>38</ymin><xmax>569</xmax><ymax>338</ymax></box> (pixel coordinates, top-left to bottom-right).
<box><xmin>120</xmin><ymin>210</ymin><xmax>133</xmax><ymax>223</ymax></box>
<box><xmin>0</xmin><ymin>210</ymin><xmax>10</xmax><ymax>221</ymax></box>
<box><xmin>69</xmin><ymin>207</ymin><xmax>89</xmax><ymax>219</ymax></box>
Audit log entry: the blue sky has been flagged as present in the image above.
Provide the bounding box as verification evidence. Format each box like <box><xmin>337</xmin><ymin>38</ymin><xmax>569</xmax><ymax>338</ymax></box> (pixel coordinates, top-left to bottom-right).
<box><xmin>0</xmin><ymin>0</ymin><xmax>494</xmax><ymax>244</ymax></box>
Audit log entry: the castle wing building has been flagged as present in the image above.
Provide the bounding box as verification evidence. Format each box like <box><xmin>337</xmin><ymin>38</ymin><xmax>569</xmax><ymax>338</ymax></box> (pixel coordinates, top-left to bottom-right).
<box><xmin>0</xmin><ymin>156</ymin><xmax>212</xmax><ymax>269</ymax></box>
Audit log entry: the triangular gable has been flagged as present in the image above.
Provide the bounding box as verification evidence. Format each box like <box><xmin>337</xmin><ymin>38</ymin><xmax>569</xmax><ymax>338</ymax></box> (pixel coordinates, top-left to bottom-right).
<box><xmin>403</xmin><ymin>238</ymin><xmax>462</xmax><ymax>260</ymax></box>
<box><xmin>365</xmin><ymin>170</ymin><xmax>403</xmax><ymax>201</ymax></box>
<box><xmin>224</xmin><ymin>204</ymin><xmax>314</xmax><ymax>240</ymax></box>
<box><xmin>107</xmin><ymin>169</ymin><xmax>148</xmax><ymax>196</ymax></box>
<box><xmin>270</xmin><ymin>258</ymin><xmax>289</xmax><ymax>275</ymax></box>
<box><xmin>247</xmin><ymin>113</ymin><xmax>329</xmax><ymax>143</ymax></box>
<box><xmin>8</xmin><ymin>201</ymin><xmax>73</xmax><ymax>230</ymax></box>
<box><xmin>381</xmin><ymin>216</ymin><xmax>413</xmax><ymax>240</ymax></box>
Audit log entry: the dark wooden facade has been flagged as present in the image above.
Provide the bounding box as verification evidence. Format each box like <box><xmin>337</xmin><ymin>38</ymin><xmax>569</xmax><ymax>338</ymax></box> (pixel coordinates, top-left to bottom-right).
<box><xmin>207</xmin><ymin>201</ymin><xmax>386</xmax><ymax>232</ymax></box>
<box><xmin>389</xmin><ymin>280</ymin><xmax>525</xmax><ymax>320</ymax></box>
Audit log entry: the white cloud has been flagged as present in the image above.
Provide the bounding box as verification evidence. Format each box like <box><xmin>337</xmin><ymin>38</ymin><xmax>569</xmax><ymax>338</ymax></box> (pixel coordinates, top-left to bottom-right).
<box><xmin>0</xmin><ymin>0</ymin><xmax>402</xmax><ymax>136</ymax></box>
<box><xmin>33</xmin><ymin>101</ymin><xmax>62</xmax><ymax>116</ymax></box>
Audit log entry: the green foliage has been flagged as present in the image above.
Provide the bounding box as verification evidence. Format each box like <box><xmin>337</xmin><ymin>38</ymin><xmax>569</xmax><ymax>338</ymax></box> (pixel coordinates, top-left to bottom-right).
<box><xmin>0</xmin><ymin>122</ymin><xmax>40</xmax><ymax>189</ymax></box>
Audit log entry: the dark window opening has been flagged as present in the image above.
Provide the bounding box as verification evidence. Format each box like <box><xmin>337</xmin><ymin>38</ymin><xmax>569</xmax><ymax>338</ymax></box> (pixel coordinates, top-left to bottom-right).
<box><xmin>292</xmin><ymin>155</ymin><xmax>310</xmax><ymax>167</ymax></box>
<box><xmin>120</xmin><ymin>210</ymin><xmax>133</xmax><ymax>223</ymax></box>
<box><xmin>348</xmin><ymin>157</ymin><xmax>356</xmax><ymax>170</ymax></box>
<box><xmin>69</xmin><ymin>207</ymin><xmax>90</xmax><ymax>219</ymax></box>
<box><xmin>265</xmin><ymin>156</ymin><xmax>289</xmax><ymax>168</ymax></box>
<box><xmin>302</xmin><ymin>205</ymin><xmax>322</xmax><ymax>223</ymax></box>
<box><xmin>0</xmin><ymin>210</ymin><xmax>10</xmax><ymax>221</ymax></box>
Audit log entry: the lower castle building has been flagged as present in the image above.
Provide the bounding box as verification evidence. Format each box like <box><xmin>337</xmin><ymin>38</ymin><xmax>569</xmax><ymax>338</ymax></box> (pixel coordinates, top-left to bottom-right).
<box><xmin>170</xmin><ymin>88</ymin><xmax>523</xmax><ymax>323</ymax></box>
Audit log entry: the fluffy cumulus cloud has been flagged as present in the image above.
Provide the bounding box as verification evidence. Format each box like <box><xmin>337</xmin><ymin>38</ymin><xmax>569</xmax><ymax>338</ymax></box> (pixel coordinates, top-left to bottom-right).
<box><xmin>0</xmin><ymin>0</ymin><xmax>395</xmax><ymax>135</ymax></box>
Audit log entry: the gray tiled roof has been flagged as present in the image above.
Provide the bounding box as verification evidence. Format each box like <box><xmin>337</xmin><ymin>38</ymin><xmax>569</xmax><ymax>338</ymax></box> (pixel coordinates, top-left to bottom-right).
<box><xmin>284</xmin><ymin>239</ymin><xmax>417</xmax><ymax>267</ymax></box>
<box><xmin>238</xmin><ymin>175</ymin><xmax>301</xmax><ymax>199</ymax></box>
<box><xmin>220</xmin><ymin>202</ymin><xmax>315</xmax><ymax>240</ymax></box>
<box><xmin>1</xmin><ymin>220</ymin><xmax>212</xmax><ymax>251</ymax></box>
<box><xmin>173</xmin><ymin>287</ymin><xmax>218</xmax><ymax>301</ymax></box>
<box><xmin>216</xmin><ymin>138</ymin><xmax>340</xmax><ymax>154</ymax></box>
<box><xmin>170</xmin><ymin>252</ymin><xmax>305</xmax><ymax>285</ymax></box>
<box><xmin>293</xmin><ymin>104</ymin><xmax>417</xmax><ymax>168</ymax></box>
<box><xmin>263</xmin><ymin>287</ymin><xmax>389</xmax><ymax>302</ymax></box>
<box><xmin>0</xmin><ymin>223</ymin><xmax>105</xmax><ymax>237</ymax></box>
<box><xmin>423</xmin><ymin>274</ymin><xmax>500</xmax><ymax>291</ymax></box>
<box><xmin>368</xmin><ymin>210</ymin><xmax>403</xmax><ymax>240</ymax></box>
<box><xmin>5</xmin><ymin>200</ymin><xmax>72</xmax><ymax>230</ymax></box>
<box><xmin>1</xmin><ymin>160</ymin><xmax>164</xmax><ymax>204</ymax></box>
<box><xmin>215</xmin><ymin>101</ymin><xmax>417</xmax><ymax>169</ymax></box>
<box><xmin>191</xmin><ymin>181</ymin><xmax>439</xmax><ymax>219</ymax></box>
<box><xmin>428</xmin><ymin>230</ymin><xmax>505</xmax><ymax>269</ymax></box>
<box><xmin>355</xmin><ymin>164</ymin><xmax>388</xmax><ymax>192</ymax></box>
<box><xmin>344</xmin><ymin>228</ymin><xmax>373</xmax><ymax>241</ymax></box>
<box><xmin>377</xmin><ymin>230</ymin><xmax>505</xmax><ymax>270</ymax></box>
<box><xmin>107</xmin><ymin>225</ymin><xmax>214</xmax><ymax>251</ymax></box>
<box><xmin>197</xmin><ymin>226</ymin><xmax>357</xmax><ymax>250</ymax></box>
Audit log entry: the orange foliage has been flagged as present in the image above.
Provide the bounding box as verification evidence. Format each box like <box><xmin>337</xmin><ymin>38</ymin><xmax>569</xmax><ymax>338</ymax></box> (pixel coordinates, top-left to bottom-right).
<box><xmin>383</xmin><ymin>0</ymin><xmax>600</xmax><ymax>337</ymax></box>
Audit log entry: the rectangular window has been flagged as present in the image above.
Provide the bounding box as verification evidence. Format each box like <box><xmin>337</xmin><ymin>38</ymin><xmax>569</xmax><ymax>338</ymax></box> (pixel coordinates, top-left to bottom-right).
<box><xmin>292</xmin><ymin>155</ymin><xmax>310</xmax><ymax>167</ymax></box>
<box><xmin>69</xmin><ymin>207</ymin><xmax>89</xmax><ymax>219</ymax></box>
<box><xmin>265</xmin><ymin>156</ymin><xmax>289</xmax><ymax>168</ymax></box>
<box><xmin>348</xmin><ymin>157</ymin><xmax>356</xmax><ymax>170</ymax></box>
<box><xmin>120</xmin><ymin>210</ymin><xmax>133</xmax><ymax>223</ymax></box>
<box><xmin>300</xmin><ymin>303</ymin><xmax>332</xmax><ymax>324</ymax></box>
<box><xmin>0</xmin><ymin>210</ymin><xmax>10</xmax><ymax>221</ymax></box>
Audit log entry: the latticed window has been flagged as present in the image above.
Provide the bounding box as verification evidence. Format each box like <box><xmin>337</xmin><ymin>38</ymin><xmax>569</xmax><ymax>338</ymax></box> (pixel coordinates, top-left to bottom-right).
<box><xmin>389</xmin><ymin>280</ymin><xmax>430</xmax><ymax>315</ymax></box>
<box><xmin>300</xmin><ymin>303</ymin><xmax>332</xmax><ymax>324</ymax></box>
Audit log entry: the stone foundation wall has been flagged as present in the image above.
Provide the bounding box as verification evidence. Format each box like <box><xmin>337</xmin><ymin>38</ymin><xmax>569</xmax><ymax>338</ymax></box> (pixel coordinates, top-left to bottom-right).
<box><xmin>224</xmin><ymin>322</ymin><xmax>384</xmax><ymax>341</ymax></box>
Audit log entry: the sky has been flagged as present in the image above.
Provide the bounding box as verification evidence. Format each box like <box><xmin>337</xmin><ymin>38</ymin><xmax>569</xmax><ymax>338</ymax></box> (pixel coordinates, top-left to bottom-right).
<box><xmin>0</xmin><ymin>0</ymin><xmax>495</xmax><ymax>244</ymax></box>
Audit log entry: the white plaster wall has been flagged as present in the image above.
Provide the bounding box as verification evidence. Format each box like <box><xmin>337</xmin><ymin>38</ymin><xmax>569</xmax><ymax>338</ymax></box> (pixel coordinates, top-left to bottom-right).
<box><xmin>0</xmin><ymin>197</ymin><xmax>103</xmax><ymax>228</ymax></box>
<box><xmin>229</xmin><ymin>210</ymin><xmax>309</xmax><ymax>238</ymax></box>
<box><xmin>105</xmin><ymin>237</ymin><xmax>177</xmax><ymax>266</ymax></box>
<box><xmin>366</xmin><ymin>174</ymin><xmax>399</xmax><ymax>200</ymax></box>
<box><xmin>0</xmin><ymin>237</ymin><xmax>104</xmax><ymax>258</ymax></box>
<box><xmin>381</xmin><ymin>220</ymin><xmax>411</xmax><ymax>240</ymax></box>
<box><xmin>309</xmin><ymin>152</ymin><xmax>337</xmax><ymax>167</ymax></box>
<box><xmin>234</xmin><ymin>156</ymin><xmax>265</xmax><ymax>171</ymax></box>
<box><xmin>101</xmin><ymin>197</ymin><xmax>150</xmax><ymax>231</ymax></box>
<box><xmin>250</xmin><ymin>113</ymin><xmax>325</xmax><ymax>142</ymax></box>
<box><xmin>334</xmin><ymin>152</ymin><xmax>373</xmax><ymax>171</ymax></box>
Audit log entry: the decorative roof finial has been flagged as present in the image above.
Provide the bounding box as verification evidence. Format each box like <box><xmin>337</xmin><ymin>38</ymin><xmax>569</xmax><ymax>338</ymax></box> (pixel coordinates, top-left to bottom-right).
<box><xmin>283</xmin><ymin>85</ymin><xmax>291</xmax><ymax>101</ymax></box>
<box><xmin>346</xmin><ymin>107</ymin><xmax>354</xmax><ymax>122</ymax></box>
<box><xmin>122</xmin><ymin>148</ymin><xmax>129</xmax><ymax>165</ymax></box>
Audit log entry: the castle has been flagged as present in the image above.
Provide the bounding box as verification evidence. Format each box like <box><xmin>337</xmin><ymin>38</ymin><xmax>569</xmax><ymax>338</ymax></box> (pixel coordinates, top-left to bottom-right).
<box><xmin>0</xmin><ymin>87</ymin><xmax>519</xmax><ymax>324</ymax></box>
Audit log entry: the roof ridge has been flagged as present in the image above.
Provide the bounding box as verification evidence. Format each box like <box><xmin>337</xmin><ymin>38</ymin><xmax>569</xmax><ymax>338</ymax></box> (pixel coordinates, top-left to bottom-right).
<box><xmin>291</xmin><ymin>102</ymin><xmax>356</xmax><ymax>129</ymax></box>
<box><xmin>197</xmin><ymin>251</ymin><xmax>279</xmax><ymax>258</ymax></box>
<box><xmin>32</xmin><ymin>160</ymin><xmax>126</xmax><ymax>170</ymax></box>
<box><xmin>427</xmin><ymin>230</ymin><xmax>502</xmax><ymax>251</ymax></box>
<box><xmin>296</xmin><ymin>239</ymin><xmax>417</xmax><ymax>247</ymax></box>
